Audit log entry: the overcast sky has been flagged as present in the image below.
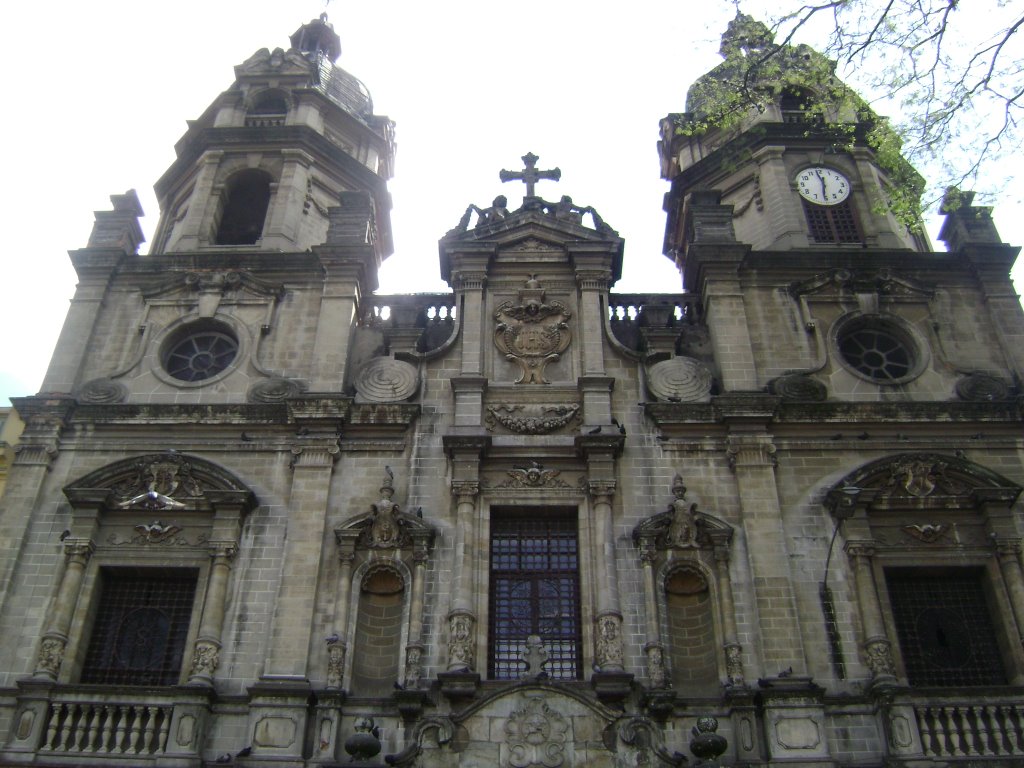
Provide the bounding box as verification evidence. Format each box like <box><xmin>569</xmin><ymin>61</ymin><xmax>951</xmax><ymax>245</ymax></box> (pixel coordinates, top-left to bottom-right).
<box><xmin>2</xmin><ymin>1</ymin><xmax>1021</xmax><ymax>406</ymax></box>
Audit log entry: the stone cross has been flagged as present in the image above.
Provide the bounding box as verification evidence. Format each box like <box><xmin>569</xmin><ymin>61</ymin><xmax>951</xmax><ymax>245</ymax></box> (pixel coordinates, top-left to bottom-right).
<box><xmin>500</xmin><ymin>152</ymin><xmax>561</xmax><ymax>198</ymax></box>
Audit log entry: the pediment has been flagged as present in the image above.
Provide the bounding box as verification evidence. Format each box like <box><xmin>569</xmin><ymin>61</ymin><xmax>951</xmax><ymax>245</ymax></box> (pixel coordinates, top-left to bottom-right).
<box><xmin>64</xmin><ymin>452</ymin><xmax>256</xmax><ymax>513</ymax></box>
<box><xmin>235</xmin><ymin>47</ymin><xmax>313</xmax><ymax>77</ymax></box>
<box><xmin>825</xmin><ymin>452</ymin><xmax>1021</xmax><ymax>515</ymax></box>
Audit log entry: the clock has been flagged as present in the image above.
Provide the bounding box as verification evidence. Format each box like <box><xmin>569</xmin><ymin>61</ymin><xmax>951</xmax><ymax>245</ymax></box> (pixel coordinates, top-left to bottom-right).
<box><xmin>795</xmin><ymin>167</ymin><xmax>850</xmax><ymax>205</ymax></box>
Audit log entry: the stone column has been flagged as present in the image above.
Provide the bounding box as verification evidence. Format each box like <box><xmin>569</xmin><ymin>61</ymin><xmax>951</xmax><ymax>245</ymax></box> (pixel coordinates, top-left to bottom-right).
<box><xmin>638</xmin><ymin>545</ymin><xmax>667</xmax><ymax>688</ymax></box>
<box><xmin>263</xmin><ymin>442</ymin><xmax>339</xmax><ymax>679</ymax></box>
<box><xmin>845</xmin><ymin>541</ymin><xmax>896</xmax><ymax>684</ymax></box>
<box><xmin>589</xmin><ymin>480</ymin><xmax>624</xmax><ymax>672</ymax></box>
<box><xmin>994</xmin><ymin>539</ymin><xmax>1024</xmax><ymax>648</ymax></box>
<box><xmin>447</xmin><ymin>480</ymin><xmax>478</xmax><ymax>671</ymax></box>
<box><xmin>188</xmin><ymin>542</ymin><xmax>237</xmax><ymax>685</ymax></box>
<box><xmin>34</xmin><ymin>540</ymin><xmax>94</xmax><ymax>679</ymax></box>
<box><xmin>714</xmin><ymin>545</ymin><xmax>745</xmax><ymax>685</ymax></box>
<box><xmin>454</xmin><ymin>271</ymin><xmax>488</xmax><ymax>378</ymax></box>
<box><xmin>326</xmin><ymin>540</ymin><xmax>356</xmax><ymax>690</ymax></box>
<box><xmin>404</xmin><ymin>543</ymin><xmax>429</xmax><ymax>688</ymax></box>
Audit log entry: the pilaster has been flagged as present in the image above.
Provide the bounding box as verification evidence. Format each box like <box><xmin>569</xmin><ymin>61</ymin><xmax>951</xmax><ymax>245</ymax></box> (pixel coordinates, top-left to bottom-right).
<box><xmin>263</xmin><ymin>440</ymin><xmax>339</xmax><ymax>680</ymax></box>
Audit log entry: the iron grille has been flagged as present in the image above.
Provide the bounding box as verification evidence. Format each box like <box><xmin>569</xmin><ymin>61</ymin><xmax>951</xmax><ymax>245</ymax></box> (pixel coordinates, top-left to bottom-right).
<box><xmin>886</xmin><ymin>569</ymin><xmax>1007</xmax><ymax>687</ymax></box>
<box><xmin>82</xmin><ymin>569</ymin><xmax>198</xmax><ymax>686</ymax></box>
<box><xmin>489</xmin><ymin>510</ymin><xmax>582</xmax><ymax>680</ymax></box>
<box><xmin>804</xmin><ymin>199</ymin><xmax>862</xmax><ymax>244</ymax></box>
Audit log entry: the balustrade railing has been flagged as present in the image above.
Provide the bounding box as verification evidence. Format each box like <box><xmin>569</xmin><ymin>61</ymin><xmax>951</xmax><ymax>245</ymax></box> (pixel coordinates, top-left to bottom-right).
<box><xmin>607</xmin><ymin>293</ymin><xmax>702</xmax><ymax>352</ymax></box>
<box><xmin>915</xmin><ymin>701</ymin><xmax>1024</xmax><ymax>758</ymax></box>
<box><xmin>244</xmin><ymin>114</ymin><xmax>286</xmax><ymax>127</ymax></box>
<box><xmin>40</xmin><ymin>698</ymin><xmax>171</xmax><ymax>756</ymax></box>
<box><xmin>362</xmin><ymin>293</ymin><xmax>458</xmax><ymax>354</ymax></box>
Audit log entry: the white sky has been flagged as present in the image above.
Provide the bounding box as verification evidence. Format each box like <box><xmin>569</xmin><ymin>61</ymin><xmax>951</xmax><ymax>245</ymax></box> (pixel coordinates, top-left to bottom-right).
<box><xmin>2</xmin><ymin>1</ymin><xmax>1021</xmax><ymax>405</ymax></box>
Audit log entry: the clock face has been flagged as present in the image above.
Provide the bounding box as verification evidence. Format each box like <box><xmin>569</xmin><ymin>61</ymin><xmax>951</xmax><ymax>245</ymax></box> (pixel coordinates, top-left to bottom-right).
<box><xmin>795</xmin><ymin>167</ymin><xmax>850</xmax><ymax>205</ymax></box>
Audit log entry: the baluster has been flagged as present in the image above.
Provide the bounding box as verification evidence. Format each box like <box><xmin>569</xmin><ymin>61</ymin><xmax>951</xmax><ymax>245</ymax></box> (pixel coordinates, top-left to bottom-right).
<box><xmin>43</xmin><ymin>703</ymin><xmax>61</xmax><ymax>751</ymax></box>
<box><xmin>951</xmin><ymin>706</ymin><xmax>971</xmax><ymax>755</ymax></box>
<box><xmin>142</xmin><ymin>706</ymin><xmax>158</xmax><ymax>753</ymax></box>
<box><xmin>1009</xmin><ymin>706</ymin><xmax>1024</xmax><ymax>753</ymax></box>
<box><xmin>974</xmin><ymin>706</ymin><xmax>991</xmax><ymax>755</ymax></box>
<box><xmin>932</xmin><ymin>706</ymin><xmax>951</xmax><ymax>756</ymax></box>
<box><xmin>112</xmin><ymin>706</ymin><xmax>128</xmax><ymax>754</ymax></box>
<box><xmin>97</xmin><ymin>705</ymin><xmax>114</xmax><ymax>753</ymax></box>
<box><xmin>917</xmin><ymin>707</ymin><xmax>936</xmax><ymax>756</ymax></box>
<box><xmin>157</xmin><ymin>709</ymin><xmax>170</xmax><ymax>753</ymax></box>
<box><xmin>60</xmin><ymin>703</ymin><xmax>80</xmax><ymax>751</ymax></box>
<box><xmin>82</xmin><ymin>705</ymin><xmax>101</xmax><ymax>752</ymax></box>
<box><xmin>986</xmin><ymin>705</ymin><xmax>1006</xmax><ymax>754</ymax></box>
<box><xmin>127</xmin><ymin>706</ymin><xmax>144</xmax><ymax>755</ymax></box>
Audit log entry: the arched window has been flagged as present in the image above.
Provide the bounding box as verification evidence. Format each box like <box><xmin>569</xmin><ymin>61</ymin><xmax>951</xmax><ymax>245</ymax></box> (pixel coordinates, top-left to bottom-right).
<box><xmin>215</xmin><ymin>169</ymin><xmax>272</xmax><ymax>245</ymax></box>
<box><xmin>780</xmin><ymin>87</ymin><xmax>819</xmax><ymax>123</ymax></box>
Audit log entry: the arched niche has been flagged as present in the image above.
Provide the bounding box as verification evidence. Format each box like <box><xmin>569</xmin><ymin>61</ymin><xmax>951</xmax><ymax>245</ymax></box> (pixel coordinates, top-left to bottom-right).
<box><xmin>330</xmin><ymin>470</ymin><xmax>435</xmax><ymax>692</ymax></box>
<box><xmin>633</xmin><ymin>475</ymin><xmax>740</xmax><ymax>691</ymax></box>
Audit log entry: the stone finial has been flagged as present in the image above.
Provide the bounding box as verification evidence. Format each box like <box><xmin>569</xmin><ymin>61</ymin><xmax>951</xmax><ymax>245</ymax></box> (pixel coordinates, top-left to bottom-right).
<box><xmin>938</xmin><ymin>187</ymin><xmax>1003</xmax><ymax>251</ymax></box>
<box><xmin>690</xmin><ymin>716</ymin><xmax>728</xmax><ymax>765</ymax></box>
<box><xmin>87</xmin><ymin>189</ymin><xmax>145</xmax><ymax>254</ymax></box>
<box><xmin>343</xmin><ymin>716</ymin><xmax>381</xmax><ymax>760</ymax></box>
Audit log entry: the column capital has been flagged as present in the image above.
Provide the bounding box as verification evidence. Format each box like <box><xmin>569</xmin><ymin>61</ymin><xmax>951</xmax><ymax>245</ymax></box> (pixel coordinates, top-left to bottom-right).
<box><xmin>725</xmin><ymin>433</ymin><xmax>777</xmax><ymax>471</ymax></box>
<box><xmin>62</xmin><ymin>539</ymin><xmax>95</xmax><ymax>561</ymax></box>
<box><xmin>993</xmin><ymin>537</ymin><xmax>1023</xmax><ymax>557</ymax></box>
<box><xmin>845</xmin><ymin>540</ymin><xmax>877</xmax><ymax>559</ymax></box>
<box><xmin>289</xmin><ymin>442</ymin><xmax>340</xmax><ymax>469</ymax></box>
<box><xmin>587</xmin><ymin>479</ymin><xmax>617</xmax><ymax>500</ymax></box>
<box><xmin>450</xmin><ymin>480</ymin><xmax>480</xmax><ymax>498</ymax></box>
<box><xmin>208</xmin><ymin>541</ymin><xmax>238</xmax><ymax>561</ymax></box>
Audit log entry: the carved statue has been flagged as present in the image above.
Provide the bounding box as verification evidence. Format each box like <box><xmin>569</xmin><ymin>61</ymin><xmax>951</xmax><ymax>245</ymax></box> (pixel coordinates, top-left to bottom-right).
<box><xmin>665</xmin><ymin>474</ymin><xmax>699</xmax><ymax>548</ymax></box>
<box><xmin>369</xmin><ymin>467</ymin><xmax>402</xmax><ymax>548</ymax></box>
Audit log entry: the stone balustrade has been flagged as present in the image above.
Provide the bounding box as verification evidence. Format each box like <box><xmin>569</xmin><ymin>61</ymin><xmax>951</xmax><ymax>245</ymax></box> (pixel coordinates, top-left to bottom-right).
<box><xmin>607</xmin><ymin>293</ymin><xmax>702</xmax><ymax>353</ymax></box>
<box><xmin>362</xmin><ymin>293</ymin><xmax>459</xmax><ymax>354</ymax></box>
<box><xmin>916</xmin><ymin>700</ymin><xmax>1024</xmax><ymax>758</ymax></box>
<box><xmin>41</xmin><ymin>698</ymin><xmax>171</xmax><ymax>756</ymax></box>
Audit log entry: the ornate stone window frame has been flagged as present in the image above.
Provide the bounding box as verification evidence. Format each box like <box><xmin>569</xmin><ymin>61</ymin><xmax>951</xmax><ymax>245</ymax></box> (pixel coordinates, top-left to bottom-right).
<box><xmin>825</xmin><ymin>452</ymin><xmax>1024</xmax><ymax>688</ymax></box>
<box><xmin>151</xmin><ymin>314</ymin><xmax>250</xmax><ymax>388</ymax></box>
<box><xmin>828</xmin><ymin>311</ymin><xmax>929</xmax><ymax>385</ymax></box>
<box><xmin>47</xmin><ymin>452</ymin><xmax>256</xmax><ymax>687</ymax></box>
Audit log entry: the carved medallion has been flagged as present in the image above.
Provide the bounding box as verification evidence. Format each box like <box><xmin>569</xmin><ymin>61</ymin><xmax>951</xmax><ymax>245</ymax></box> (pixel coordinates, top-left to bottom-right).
<box><xmin>494</xmin><ymin>277</ymin><xmax>572</xmax><ymax>385</ymax></box>
<box><xmin>354</xmin><ymin>357</ymin><xmax>420</xmax><ymax>403</ymax></box>
<box><xmin>769</xmin><ymin>374</ymin><xmax>827</xmax><ymax>402</ymax></box>
<box><xmin>485</xmin><ymin>404</ymin><xmax>580</xmax><ymax>434</ymax></box>
<box><xmin>76</xmin><ymin>377</ymin><xmax>128</xmax><ymax>404</ymax></box>
<box><xmin>647</xmin><ymin>356</ymin><xmax>713</xmax><ymax>402</ymax></box>
<box><xmin>503</xmin><ymin>696</ymin><xmax>568</xmax><ymax>768</ymax></box>
<box><xmin>900</xmin><ymin>523</ymin><xmax>948</xmax><ymax>543</ymax></box>
<box><xmin>248</xmin><ymin>377</ymin><xmax>305</xmax><ymax>403</ymax></box>
<box><xmin>955</xmin><ymin>373</ymin><xmax>1012</xmax><ymax>402</ymax></box>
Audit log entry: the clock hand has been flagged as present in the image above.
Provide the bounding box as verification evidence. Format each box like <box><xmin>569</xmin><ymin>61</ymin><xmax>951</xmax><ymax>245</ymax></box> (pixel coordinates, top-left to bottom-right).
<box><xmin>816</xmin><ymin>170</ymin><xmax>827</xmax><ymax>199</ymax></box>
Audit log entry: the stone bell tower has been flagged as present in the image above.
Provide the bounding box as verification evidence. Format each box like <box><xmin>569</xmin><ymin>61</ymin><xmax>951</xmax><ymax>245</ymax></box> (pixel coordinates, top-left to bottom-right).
<box><xmin>150</xmin><ymin>13</ymin><xmax>395</xmax><ymax>256</ymax></box>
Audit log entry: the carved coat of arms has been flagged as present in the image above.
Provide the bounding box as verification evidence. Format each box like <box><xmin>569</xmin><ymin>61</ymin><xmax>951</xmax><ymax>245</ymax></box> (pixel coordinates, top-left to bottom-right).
<box><xmin>503</xmin><ymin>696</ymin><xmax>568</xmax><ymax>768</ymax></box>
<box><xmin>494</xmin><ymin>277</ymin><xmax>572</xmax><ymax>384</ymax></box>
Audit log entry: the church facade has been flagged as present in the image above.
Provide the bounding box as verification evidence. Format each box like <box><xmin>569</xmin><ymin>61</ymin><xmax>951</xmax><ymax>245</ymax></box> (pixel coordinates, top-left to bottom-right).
<box><xmin>1</xmin><ymin>14</ymin><xmax>1023</xmax><ymax>768</ymax></box>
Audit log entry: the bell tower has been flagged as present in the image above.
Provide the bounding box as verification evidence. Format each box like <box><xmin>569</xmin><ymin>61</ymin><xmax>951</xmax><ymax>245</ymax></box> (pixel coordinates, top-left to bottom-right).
<box><xmin>659</xmin><ymin>13</ymin><xmax>926</xmax><ymax>269</ymax></box>
<box><xmin>150</xmin><ymin>13</ymin><xmax>395</xmax><ymax>256</ymax></box>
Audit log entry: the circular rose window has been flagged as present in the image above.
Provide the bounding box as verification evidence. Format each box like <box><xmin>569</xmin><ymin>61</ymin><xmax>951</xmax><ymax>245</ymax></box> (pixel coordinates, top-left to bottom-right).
<box><xmin>163</xmin><ymin>327</ymin><xmax>238</xmax><ymax>382</ymax></box>
<box><xmin>834</xmin><ymin>315</ymin><xmax>923</xmax><ymax>384</ymax></box>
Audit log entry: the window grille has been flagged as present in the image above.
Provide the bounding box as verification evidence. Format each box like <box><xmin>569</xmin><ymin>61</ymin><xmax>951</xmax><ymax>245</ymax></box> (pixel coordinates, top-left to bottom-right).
<box><xmin>82</xmin><ymin>569</ymin><xmax>197</xmax><ymax>686</ymax></box>
<box><xmin>887</xmin><ymin>569</ymin><xmax>1006</xmax><ymax>687</ymax></box>
<box><xmin>804</xmin><ymin>199</ymin><xmax>862</xmax><ymax>244</ymax></box>
<box><xmin>489</xmin><ymin>509</ymin><xmax>582</xmax><ymax>680</ymax></box>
